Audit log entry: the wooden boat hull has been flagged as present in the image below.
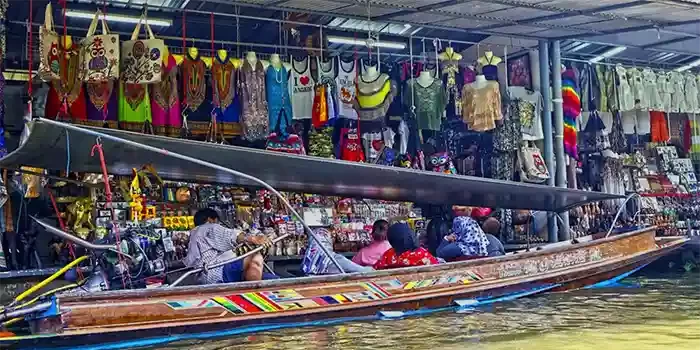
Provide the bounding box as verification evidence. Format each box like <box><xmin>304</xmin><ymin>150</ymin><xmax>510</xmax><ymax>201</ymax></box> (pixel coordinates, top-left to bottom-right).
<box><xmin>0</xmin><ymin>228</ymin><xmax>686</xmax><ymax>349</ymax></box>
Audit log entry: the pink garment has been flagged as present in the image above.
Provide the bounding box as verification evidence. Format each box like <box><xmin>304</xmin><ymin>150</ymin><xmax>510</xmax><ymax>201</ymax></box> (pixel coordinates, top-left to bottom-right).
<box><xmin>150</xmin><ymin>54</ymin><xmax>182</xmax><ymax>137</ymax></box>
<box><xmin>352</xmin><ymin>240</ymin><xmax>392</xmax><ymax>267</ymax></box>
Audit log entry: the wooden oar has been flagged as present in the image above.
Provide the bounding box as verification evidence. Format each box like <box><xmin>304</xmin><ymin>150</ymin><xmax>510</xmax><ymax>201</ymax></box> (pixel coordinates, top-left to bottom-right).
<box><xmin>168</xmin><ymin>233</ymin><xmax>290</xmax><ymax>287</ymax></box>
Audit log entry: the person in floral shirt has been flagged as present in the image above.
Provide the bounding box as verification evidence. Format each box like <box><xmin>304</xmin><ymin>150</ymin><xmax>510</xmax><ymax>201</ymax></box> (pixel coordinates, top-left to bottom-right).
<box><xmin>374</xmin><ymin>223</ymin><xmax>439</xmax><ymax>270</ymax></box>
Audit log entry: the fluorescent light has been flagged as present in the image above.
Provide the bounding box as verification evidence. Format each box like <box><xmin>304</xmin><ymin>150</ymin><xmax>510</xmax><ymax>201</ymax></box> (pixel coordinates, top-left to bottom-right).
<box><xmin>327</xmin><ymin>36</ymin><xmax>406</xmax><ymax>50</ymax></box>
<box><xmin>675</xmin><ymin>58</ymin><xmax>700</xmax><ymax>72</ymax></box>
<box><xmin>65</xmin><ymin>10</ymin><xmax>172</xmax><ymax>27</ymax></box>
<box><xmin>568</xmin><ymin>42</ymin><xmax>591</xmax><ymax>53</ymax></box>
<box><xmin>589</xmin><ymin>46</ymin><xmax>627</xmax><ymax>63</ymax></box>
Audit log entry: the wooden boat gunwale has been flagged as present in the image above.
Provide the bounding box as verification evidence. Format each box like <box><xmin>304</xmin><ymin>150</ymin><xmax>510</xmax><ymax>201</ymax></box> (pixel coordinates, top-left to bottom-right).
<box><xmin>59</xmin><ymin>225</ymin><xmax>665</xmax><ymax>302</ymax></box>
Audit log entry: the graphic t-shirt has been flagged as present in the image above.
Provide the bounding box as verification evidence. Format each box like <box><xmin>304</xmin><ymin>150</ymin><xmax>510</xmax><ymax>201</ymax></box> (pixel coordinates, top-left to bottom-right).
<box><xmin>290</xmin><ymin>56</ymin><xmax>315</xmax><ymax>120</ymax></box>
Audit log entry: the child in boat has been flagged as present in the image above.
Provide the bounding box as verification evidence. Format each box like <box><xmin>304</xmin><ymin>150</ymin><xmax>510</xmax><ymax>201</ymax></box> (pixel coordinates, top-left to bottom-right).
<box><xmin>373</xmin><ymin>223</ymin><xmax>439</xmax><ymax>270</ymax></box>
<box><xmin>352</xmin><ymin>219</ymin><xmax>391</xmax><ymax>267</ymax></box>
<box><xmin>301</xmin><ymin>228</ymin><xmax>373</xmax><ymax>275</ymax></box>
<box><xmin>481</xmin><ymin>217</ymin><xmax>506</xmax><ymax>257</ymax></box>
<box><xmin>185</xmin><ymin>208</ymin><xmax>276</xmax><ymax>284</ymax></box>
<box><xmin>436</xmin><ymin>216</ymin><xmax>491</xmax><ymax>261</ymax></box>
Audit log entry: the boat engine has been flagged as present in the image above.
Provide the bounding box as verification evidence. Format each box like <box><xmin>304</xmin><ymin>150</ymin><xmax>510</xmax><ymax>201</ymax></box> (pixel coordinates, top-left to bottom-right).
<box><xmin>94</xmin><ymin>226</ymin><xmax>173</xmax><ymax>289</ymax></box>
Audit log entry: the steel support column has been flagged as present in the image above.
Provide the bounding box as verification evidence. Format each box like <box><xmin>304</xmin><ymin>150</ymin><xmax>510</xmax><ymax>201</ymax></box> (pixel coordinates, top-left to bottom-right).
<box><xmin>551</xmin><ymin>40</ymin><xmax>570</xmax><ymax>241</ymax></box>
<box><xmin>539</xmin><ymin>40</ymin><xmax>557</xmax><ymax>243</ymax></box>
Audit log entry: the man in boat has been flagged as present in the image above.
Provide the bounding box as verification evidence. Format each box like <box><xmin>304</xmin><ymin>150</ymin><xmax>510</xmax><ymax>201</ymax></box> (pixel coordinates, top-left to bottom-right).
<box><xmin>185</xmin><ymin>208</ymin><xmax>275</xmax><ymax>284</ymax></box>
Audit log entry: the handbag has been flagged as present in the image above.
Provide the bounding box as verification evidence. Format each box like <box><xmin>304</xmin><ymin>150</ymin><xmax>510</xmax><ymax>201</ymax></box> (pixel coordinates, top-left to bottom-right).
<box><xmin>121</xmin><ymin>15</ymin><xmax>164</xmax><ymax>84</ymax></box>
<box><xmin>38</xmin><ymin>3</ymin><xmax>60</xmax><ymax>81</ymax></box>
<box><xmin>82</xmin><ymin>10</ymin><xmax>120</xmax><ymax>82</ymax></box>
<box><xmin>518</xmin><ymin>142</ymin><xmax>550</xmax><ymax>183</ymax></box>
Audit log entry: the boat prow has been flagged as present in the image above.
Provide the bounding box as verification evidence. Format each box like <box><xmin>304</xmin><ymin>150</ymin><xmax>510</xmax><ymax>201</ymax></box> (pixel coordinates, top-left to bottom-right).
<box><xmin>0</xmin><ymin>227</ymin><xmax>686</xmax><ymax>349</ymax></box>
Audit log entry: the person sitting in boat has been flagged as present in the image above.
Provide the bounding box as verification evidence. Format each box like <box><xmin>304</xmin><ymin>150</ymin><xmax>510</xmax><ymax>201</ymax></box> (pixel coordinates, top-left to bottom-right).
<box><xmin>301</xmin><ymin>228</ymin><xmax>373</xmax><ymax>275</ymax></box>
<box><xmin>185</xmin><ymin>208</ymin><xmax>276</xmax><ymax>284</ymax></box>
<box><xmin>481</xmin><ymin>217</ymin><xmax>506</xmax><ymax>257</ymax></box>
<box><xmin>436</xmin><ymin>216</ymin><xmax>491</xmax><ymax>261</ymax></box>
<box><xmin>374</xmin><ymin>223</ymin><xmax>439</xmax><ymax>270</ymax></box>
<box><xmin>352</xmin><ymin>219</ymin><xmax>391</xmax><ymax>267</ymax></box>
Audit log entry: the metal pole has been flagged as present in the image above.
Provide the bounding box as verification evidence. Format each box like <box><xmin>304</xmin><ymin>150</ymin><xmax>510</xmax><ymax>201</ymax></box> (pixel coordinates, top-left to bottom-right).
<box><xmin>551</xmin><ymin>40</ymin><xmax>570</xmax><ymax>241</ymax></box>
<box><xmin>539</xmin><ymin>40</ymin><xmax>557</xmax><ymax>243</ymax></box>
<box><xmin>37</xmin><ymin>119</ymin><xmax>346</xmax><ymax>274</ymax></box>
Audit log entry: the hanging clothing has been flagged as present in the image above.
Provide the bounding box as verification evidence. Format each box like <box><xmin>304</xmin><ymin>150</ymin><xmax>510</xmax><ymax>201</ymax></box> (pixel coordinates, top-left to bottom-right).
<box><xmin>266</xmin><ymin>65</ymin><xmax>293</xmax><ymax>135</ymax></box>
<box><xmin>211</xmin><ymin>51</ymin><xmax>239</xmax><ymax>137</ymax></box>
<box><xmin>595</xmin><ymin>65</ymin><xmax>611</xmax><ymax>112</ymax></box>
<box><xmin>118</xmin><ymin>82</ymin><xmax>151</xmax><ymax>132</ymax></box>
<box><xmin>657</xmin><ymin>71</ymin><xmax>673</xmax><ymax>113</ymax></box>
<box><xmin>685</xmin><ymin>73</ymin><xmax>699</xmax><ymax>113</ymax></box>
<box><xmin>650</xmin><ymin>111</ymin><xmax>670</xmax><ymax>143</ymax></box>
<box><xmin>643</xmin><ymin>68</ymin><xmax>662</xmax><ymax>111</ymax></box>
<box><xmin>312</xmin><ymin>84</ymin><xmax>329</xmax><ymax>128</ymax></box>
<box><xmin>508</xmin><ymin>87</ymin><xmax>543</xmax><ymax>141</ymax></box>
<box><xmin>402</xmin><ymin>78</ymin><xmax>447</xmax><ymax>131</ymax></box>
<box><xmin>461</xmin><ymin>81</ymin><xmax>502</xmax><ymax>132</ymax></box>
<box><xmin>670</xmin><ymin>71</ymin><xmax>687</xmax><ymax>113</ymax></box>
<box><xmin>628</xmin><ymin>68</ymin><xmax>645</xmax><ymax>110</ymax></box>
<box><xmin>354</xmin><ymin>72</ymin><xmax>397</xmax><ymax>127</ymax></box>
<box><xmin>240</xmin><ymin>59</ymin><xmax>269</xmax><ymax>141</ymax></box>
<box><xmin>150</xmin><ymin>53</ymin><xmax>181</xmax><ymax>137</ymax></box>
<box><xmin>0</xmin><ymin>69</ymin><xmax>5</xmax><ymax>157</ymax></box>
<box><xmin>308</xmin><ymin>127</ymin><xmax>334</xmax><ymax>158</ymax></box>
<box><xmin>85</xmin><ymin>80</ymin><xmax>118</xmax><ymax>128</ymax></box>
<box><xmin>562</xmin><ymin>68</ymin><xmax>580</xmax><ymax>160</ymax></box>
<box><xmin>317</xmin><ymin>58</ymin><xmax>339</xmax><ymax>124</ymax></box>
<box><xmin>463</xmin><ymin>66</ymin><xmax>477</xmax><ymax>85</ymax></box>
<box><xmin>480</xmin><ymin>56</ymin><xmax>499</xmax><ymax>81</ymax></box>
<box><xmin>615</xmin><ymin>65</ymin><xmax>635</xmax><ymax>112</ymax></box>
<box><xmin>339</xmin><ymin>127</ymin><xmax>365</xmax><ymax>162</ymax></box>
<box><xmin>290</xmin><ymin>56</ymin><xmax>315</xmax><ymax>120</ymax></box>
<box><xmin>45</xmin><ymin>38</ymin><xmax>87</xmax><ymax>123</ymax></box>
<box><xmin>181</xmin><ymin>49</ymin><xmax>212</xmax><ymax>134</ymax></box>
<box><xmin>336</xmin><ymin>59</ymin><xmax>358</xmax><ymax>120</ymax></box>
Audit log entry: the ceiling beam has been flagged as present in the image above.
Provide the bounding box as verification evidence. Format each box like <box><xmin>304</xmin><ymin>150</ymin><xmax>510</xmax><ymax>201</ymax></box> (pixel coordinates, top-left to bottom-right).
<box><xmin>640</xmin><ymin>35</ymin><xmax>698</xmax><ymax>49</ymax></box>
<box><xmin>478</xmin><ymin>0</ymin><xmax>651</xmax><ymax>31</ymax></box>
<box><xmin>552</xmin><ymin>18</ymin><xmax>700</xmax><ymax>40</ymax></box>
<box><xmin>373</xmin><ymin>0</ymin><xmax>469</xmax><ymax>21</ymax></box>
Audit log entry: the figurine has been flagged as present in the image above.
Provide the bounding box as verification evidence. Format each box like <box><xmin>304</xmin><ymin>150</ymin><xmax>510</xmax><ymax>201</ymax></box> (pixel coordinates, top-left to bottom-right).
<box><xmin>429</xmin><ymin>151</ymin><xmax>457</xmax><ymax>174</ymax></box>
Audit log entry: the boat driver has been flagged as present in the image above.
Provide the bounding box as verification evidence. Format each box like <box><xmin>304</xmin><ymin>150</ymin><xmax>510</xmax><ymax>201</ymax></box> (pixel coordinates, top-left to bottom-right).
<box><xmin>185</xmin><ymin>208</ymin><xmax>276</xmax><ymax>284</ymax></box>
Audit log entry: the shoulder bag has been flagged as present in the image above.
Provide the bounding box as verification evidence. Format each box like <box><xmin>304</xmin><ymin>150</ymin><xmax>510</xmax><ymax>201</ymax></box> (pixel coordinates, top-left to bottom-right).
<box><xmin>121</xmin><ymin>14</ymin><xmax>164</xmax><ymax>84</ymax></box>
<box><xmin>38</xmin><ymin>3</ymin><xmax>60</xmax><ymax>81</ymax></box>
<box><xmin>82</xmin><ymin>10</ymin><xmax>120</xmax><ymax>82</ymax></box>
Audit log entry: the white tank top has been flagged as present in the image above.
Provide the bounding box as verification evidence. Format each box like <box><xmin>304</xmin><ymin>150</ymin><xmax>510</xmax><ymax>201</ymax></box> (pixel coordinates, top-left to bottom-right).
<box><xmin>336</xmin><ymin>59</ymin><xmax>358</xmax><ymax>120</ymax></box>
<box><xmin>290</xmin><ymin>56</ymin><xmax>315</xmax><ymax>120</ymax></box>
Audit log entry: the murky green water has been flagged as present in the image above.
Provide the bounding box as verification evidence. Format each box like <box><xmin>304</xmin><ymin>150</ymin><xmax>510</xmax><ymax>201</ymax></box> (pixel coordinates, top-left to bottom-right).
<box><xmin>151</xmin><ymin>273</ymin><xmax>700</xmax><ymax>350</ymax></box>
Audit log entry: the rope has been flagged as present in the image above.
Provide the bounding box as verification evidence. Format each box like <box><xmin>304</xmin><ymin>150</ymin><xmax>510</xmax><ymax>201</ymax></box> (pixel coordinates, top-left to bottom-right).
<box><xmin>46</xmin><ymin>188</ymin><xmax>82</xmax><ymax>280</ymax></box>
<box><xmin>27</xmin><ymin>0</ymin><xmax>33</xmax><ymax>99</ymax></box>
<box><xmin>90</xmin><ymin>140</ymin><xmax>130</xmax><ymax>288</ymax></box>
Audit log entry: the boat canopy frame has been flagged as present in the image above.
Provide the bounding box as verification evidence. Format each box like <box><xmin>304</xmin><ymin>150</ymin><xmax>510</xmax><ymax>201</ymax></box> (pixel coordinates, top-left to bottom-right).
<box><xmin>0</xmin><ymin>119</ymin><xmax>623</xmax><ymax>213</ymax></box>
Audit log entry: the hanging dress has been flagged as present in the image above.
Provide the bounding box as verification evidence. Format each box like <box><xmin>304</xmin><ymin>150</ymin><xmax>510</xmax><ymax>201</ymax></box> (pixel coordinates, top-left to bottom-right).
<box><xmin>628</xmin><ymin>68</ymin><xmax>645</xmax><ymax>110</ymax></box>
<box><xmin>643</xmin><ymin>68</ymin><xmax>662</xmax><ymax>112</ymax></box>
<box><xmin>211</xmin><ymin>51</ymin><xmax>239</xmax><ymax>138</ymax></box>
<box><xmin>313</xmin><ymin>57</ymin><xmax>337</xmax><ymax>129</ymax></box>
<box><xmin>336</xmin><ymin>59</ymin><xmax>358</xmax><ymax>120</ymax></box>
<box><xmin>290</xmin><ymin>56</ymin><xmax>315</xmax><ymax>121</ymax></box>
<box><xmin>181</xmin><ymin>49</ymin><xmax>211</xmax><ymax>136</ymax></box>
<box><xmin>266</xmin><ymin>64</ymin><xmax>293</xmax><ymax>135</ymax></box>
<box><xmin>685</xmin><ymin>73</ymin><xmax>699</xmax><ymax>113</ymax></box>
<box><xmin>150</xmin><ymin>51</ymin><xmax>181</xmax><ymax>137</ymax></box>
<box><xmin>240</xmin><ymin>59</ymin><xmax>269</xmax><ymax>141</ymax></box>
<box><xmin>85</xmin><ymin>80</ymin><xmax>118</xmax><ymax>128</ymax></box>
<box><xmin>45</xmin><ymin>37</ymin><xmax>87</xmax><ymax>123</ymax></box>
<box><xmin>670</xmin><ymin>71</ymin><xmax>687</xmax><ymax>113</ymax></box>
<box><xmin>658</xmin><ymin>71</ymin><xmax>673</xmax><ymax>113</ymax></box>
<box><xmin>118</xmin><ymin>81</ymin><xmax>151</xmax><ymax>132</ymax></box>
<box><xmin>317</xmin><ymin>57</ymin><xmax>338</xmax><ymax>121</ymax></box>
<box><xmin>615</xmin><ymin>65</ymin><xmax>635</xmax><ymax>112</ymax></box>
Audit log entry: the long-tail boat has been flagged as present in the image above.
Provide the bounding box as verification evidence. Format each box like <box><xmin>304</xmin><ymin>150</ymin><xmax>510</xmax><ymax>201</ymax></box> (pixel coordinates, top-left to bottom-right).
<box><xmin>0</xmin><ymin>120</ymin><xmax>687</xmax><ymax>349</ymax></box>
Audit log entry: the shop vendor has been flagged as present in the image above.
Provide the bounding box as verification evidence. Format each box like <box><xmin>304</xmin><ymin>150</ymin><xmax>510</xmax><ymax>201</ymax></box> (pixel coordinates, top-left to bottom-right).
<box><xmin>185</xmin><ymin>208</ymin><xmax>276</xmax><ymax>284</ymax></box>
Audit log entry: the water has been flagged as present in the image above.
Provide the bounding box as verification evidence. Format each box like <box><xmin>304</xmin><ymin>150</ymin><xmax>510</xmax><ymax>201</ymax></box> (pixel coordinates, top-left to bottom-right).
<box><xmin>147</xmin><ymin>273</ymin><xmax>700</xmax><ymax>350</ymax></box>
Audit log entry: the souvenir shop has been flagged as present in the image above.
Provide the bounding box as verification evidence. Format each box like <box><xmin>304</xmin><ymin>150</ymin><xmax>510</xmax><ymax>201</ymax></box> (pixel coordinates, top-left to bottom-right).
<box><xmin>1</xmin><ymin>0</ymin><xmax>700</xmax><ymax>274</ymax></box>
